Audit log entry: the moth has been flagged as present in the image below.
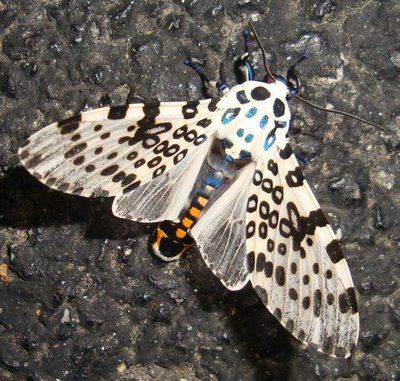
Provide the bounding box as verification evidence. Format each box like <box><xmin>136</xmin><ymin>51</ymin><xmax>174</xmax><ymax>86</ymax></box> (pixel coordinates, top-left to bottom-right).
<box><xmin>18</xmin><ymin>25</ymin><xmax>361</xmax><ymax>358</ymax></box>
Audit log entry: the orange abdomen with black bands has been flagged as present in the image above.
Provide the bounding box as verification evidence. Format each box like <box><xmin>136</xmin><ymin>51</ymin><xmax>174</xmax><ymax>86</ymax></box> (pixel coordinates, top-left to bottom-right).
<box><xmin>151</xmin><ymin>172</ymin><xmax>224</xmax><ymax>261</ymax></box>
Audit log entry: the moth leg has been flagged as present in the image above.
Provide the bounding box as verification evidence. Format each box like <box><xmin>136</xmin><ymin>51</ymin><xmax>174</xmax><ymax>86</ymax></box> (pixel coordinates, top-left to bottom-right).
<box><xmin>184</xmin><ymin>57</ymin><xmax>229</xmax><ymax>95</ymax></box>
<box><xmin>286</xmin><ymin>53</ymin><xmax>308</xmax><ymax>94</ymax></box>
<box><xmin>235</xmin><ymin>28</ymin><xmax>255</xmax><ymax>83</ymax></box>
<box><xmin>294</xmin><ymin>151</ymin><xmax>309</xmax><ymax>165</ymax></box>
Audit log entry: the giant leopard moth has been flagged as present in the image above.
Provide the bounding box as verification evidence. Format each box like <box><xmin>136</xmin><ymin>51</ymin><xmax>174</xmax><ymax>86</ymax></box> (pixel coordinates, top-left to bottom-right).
<box><xmin>18</xmin><ymin>23</ymin><xmax>365</xmax><ymax>358</ymax></box>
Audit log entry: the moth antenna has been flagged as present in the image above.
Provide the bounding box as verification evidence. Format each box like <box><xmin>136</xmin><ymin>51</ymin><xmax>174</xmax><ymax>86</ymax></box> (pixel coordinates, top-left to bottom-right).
<box><xmin>248</xmin><ymin>20</ymin><xmax>275</xmax><ymax>81</ymax></box>
<box><xmin>291</xmin><ymin>93</ymin><xmax>384</xmax><ymax>130</ymax></box>
<box><xmin>249</xmin><ymin>21</ymin><xmax>382</xmax><ymax>130</ymax></box>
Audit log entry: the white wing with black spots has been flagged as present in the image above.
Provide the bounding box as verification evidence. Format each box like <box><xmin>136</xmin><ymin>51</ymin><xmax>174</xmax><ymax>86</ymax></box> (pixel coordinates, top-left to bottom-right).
<box><xmin>19</xmin><ymin>99</ymin><xmax>220</xmax><ymax>198</ymax></box>
<box><xmin>246</xmin><ymin>144</ymin><xmax>359</xmax><ymax>358</ymax></box>
<box><xmin>112</xmin><ymin>137</ymin><xmax>213</xmax><ymax>222</ymax></box>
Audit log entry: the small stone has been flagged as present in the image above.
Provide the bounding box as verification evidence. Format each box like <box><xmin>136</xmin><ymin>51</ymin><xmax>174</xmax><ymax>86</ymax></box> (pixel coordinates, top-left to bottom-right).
<box><xmin>116</xmin><ymin>361</ymin><xmax>127</xmax><ymax>374</ymax></box>
<box><xmin>388</xmin><ymin>295</ymin><xmax>400</xmax><ymax>326</ymax></box>
<box><xmin>284</xmin><ymin>32</ymin><xmax>326</xmax><ymax>56</ymax></box>
<box><xmin>0</xmin><ymin>263</ymin><xmax>10</xmax><ymax>283</ymax></box>
<box><xmin>310</xmin><ymin>0</ymin><xmax>335</xmax><ymax>20</ymax></box>
<box><xmin>49</xmin><ymin>42</ymin><xmax>63</xmax><ymax>55</ymax></box>
<box><xmin>360</xmin><ymin>329</ymin><xmax>388</xmax><ymax>350</ymax></box>
<box><xmin>329</xmin><ymin>173</ymin><xmax>362</xmax><ymax>200</ymax></box>
<box><xmin>373</xmin><ymin>202</ymin><xmax>394</xmax><ymax>230</ymax></box>
<box><xmin>153</xmin><ymin>305</ymin><xmax>171</xmax><ymax>322</ymax></box>
<box><xmin>61</xmin><ymin>308</ymin><xmax>71</xmax><ymax>324</ymax></box>
<box><xmin>93</xmin><ymin>67</ymin><xmax>105</xmax><ymax>84</ymax></box>
<box><xmin>390</xmin><ymin>50</ymin><xmax>400</xmax><ymax>68</ymax></box>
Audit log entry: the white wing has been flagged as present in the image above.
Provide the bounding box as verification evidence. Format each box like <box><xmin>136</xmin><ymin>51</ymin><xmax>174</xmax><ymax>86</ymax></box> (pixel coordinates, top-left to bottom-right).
<box><xmin>112</xmin><ymin>138</ymin><xmax>213</xmax><ymax>222</ymax></box>
<box><xmin>19</xmin><ymin>99</ymin><xmax>220</xmax><ymax>199</ymax></box>
<box><xmin>246</xmin><ymin>143</ymin><xmax>359</xmax><ymax>358</ymax></box>
<box><xmin>191</xmin><ymin>163</ymin><xmax>255</xmax><ymax>291</ymax></box>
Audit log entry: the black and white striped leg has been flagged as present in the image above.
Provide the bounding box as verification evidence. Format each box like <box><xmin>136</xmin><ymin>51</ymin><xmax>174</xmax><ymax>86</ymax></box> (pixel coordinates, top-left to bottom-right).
<box><xmin>235</xmin><ymin>28</ymin><xmax>256</xmax><ymax>83</ymax></box>
<box><xmin>184</xmin><ymin>57</ymin><xmax>230</xmax><ymax>95</ymax></box>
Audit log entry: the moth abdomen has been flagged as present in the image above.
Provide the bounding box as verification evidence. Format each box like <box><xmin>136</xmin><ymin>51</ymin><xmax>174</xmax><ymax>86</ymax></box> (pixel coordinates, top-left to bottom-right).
<box><xmin>151</xmin><ymin>170</ymin><xmax>225</xmax><ymax>261</ymax></box>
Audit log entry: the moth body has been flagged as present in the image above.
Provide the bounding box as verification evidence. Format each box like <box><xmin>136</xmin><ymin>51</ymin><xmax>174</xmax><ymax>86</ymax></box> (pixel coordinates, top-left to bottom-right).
<box><xmin>152</xmin><ymin>80</ymin><xmax>292</xmax><ymax>260</ymax></box>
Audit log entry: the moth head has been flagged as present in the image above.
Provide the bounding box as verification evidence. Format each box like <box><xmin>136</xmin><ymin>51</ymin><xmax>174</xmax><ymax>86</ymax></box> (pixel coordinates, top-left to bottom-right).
<box><xmin>263</xmin><ymin>71</ymin><xmax>302</xmax><ymax>97</ymax></box>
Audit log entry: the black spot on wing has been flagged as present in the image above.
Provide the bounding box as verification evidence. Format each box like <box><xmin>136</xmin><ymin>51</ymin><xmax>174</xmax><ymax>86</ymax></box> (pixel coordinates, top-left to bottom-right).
<box><xmin>64</xmin><ymin>143</ymin><xmax>87</xmax><ymax>159</ymax></box>
<box><xmin>247</xmin><ymin>194</ymin><xmax>258</xmax><ymax>213</ymax></box>
<box><xmin>279</xmin><ymin>144</ymin><xmax>293</xmax><ymax>159</ymax></box>
<box><xmin>100</xmin><ymin>165</ymin><xmax>119</xmax><ymax>176</ymax></box>
<box><xmin>182</xmin><ymin>100</ymin><xmax>199</xmax><ymax>119</ymax></box>
<box><xmin>254</xmin><ymin>286</ymin><xmax>268</xmax><ymax>305</ymax></box>
<box><xmin>274</xmin><ymin>308</ymin><xmax>282</xmax><ymax>320</ymax></box>
<box><xmin>302</xmin><ymin>296</ymin><xmax>310</xmax><ymax>310</ymax></box>
<box><xmin>207</xmin><ymin>98</ymin><xmax>220</xmax><ymax>112</ymax></box>
<box><xmin>58</xmin><ymin>114</ymin><xmax>82</xmax><ymax>127</ymax></box>
<box><xmin>173</xmin><ymin>149</ymin><xmax>187</xmax><ymax>164</ymax></box>
<box><xmin>297</xmin><ymin>329</ymin><xmax>305</xmax><ymax>342</ymax></box>
<box><xmin>123</xmin><ymin>180</ymin><xmax>141</xmax><ymax>194</ymax></box>
<box><xmin>258</xmin><ymin>222</ymin><xmax>268</xmax><ymax>239</ymax></box>
<box><xmin>267</xmin><ymin>159</ymin><xmax>278</xmax><ymax>176</ymax></box>
<box><xmin>73</xmin><ymin>156</ymin><xmax>85</xmax><ymax>165</ymax></box>
<box><xmin>147</xmin><ymin>156</ymin><xmax>162</xmax><ymax>168</ymax></box>
<box><xmin>236</xmin><ymin>90</ymin><xmax>250</xmax><ymax>104</ymax></box>
<box><xmin>275</xmin><ymin>265</ymin><xmax>285</xmax><ymax>286</ymax></box>
<box><xmin>314</xmin><ymin>289</ymin><xmax>322</xmax><ymax>317</ymax></box>
<box><xmin>137</xmin><ymin>101</ymin><xmax>161</xmax><ymax>130</ymax></box>
<box><xmin>112</xmin><ymin>171</ymin><xmax>126</xmax><ymax>183</ymax></box>
<box><xmin>326</xmin><ymin>240</ymin><xmax>344</xmax><ymax>263</ymax></box>
<box><xmin>322</xmin><ymin>336</ymin><xmax>334</xmax><ymax>354</ymax></box>
<box><xmin>347</xmin><ymin>287</ymin><xmax>358</xmax><ymax>314</ymax></box>
<box><xmin>259</xmin><ymin>201</ymin><xmax>269</xmax><ymax>220</ymax></box>
<box><xmin>246</xmin><ymin>221</ymin><xmax>256</xmax><ymax>238</ymax></box>
<box><xmin>24</xmin><ymin>153</ymin><xmax>43</xmax><ymax>169</ymax></box>
<box><xmin>288</xmin><ymin>288</ymin><xmax>298</xmax><ymax>300</ymax></box>
<box><xmin>280</xmin><ymin>201</ymin><xmax>330</xmax><ymax>252</ymax></box>
<box><xmin>108</xmin><ymin>105</ymin><xmax>128</xmax><ymax>119</ymax></box>
<box><xmin>253</xmin><ymin>170</ymin><xmax>263</xmax><ymax>185</ymax></box>
<box><xmin>264</xmin><ymin>261</ymin><xmax>273</xmax><ymax>277</ymax></box>
<box><xmin>121</xmin><ymin>174</ymin><xmax>137</xmax><ymax>186</ymax></box>
<box><xmin>60</xmin><ymin>122</ymin><xmax>79</xmax><ymax>135</ymax></box>
<box><xmin>134</xmin><ymin>159</ymin><xmax>145</xmax><ymax>168</ymax></box>
<box><xmin>153</xmin><ymin>165</ymin><xmax>166</xmax><ymax>178</ymax></box>
<box><xmin>285</xmin><ymin>167</ymin><xmax>304</xmax><ymax>187</ymax></box>
<box><xmin>256</xmin><ymin>253</ymin><xmax>266</xmax><ymax>272</ymax></box>
<box><xmin>72</xmin><ymin>187</ymin><xmax>84</xmax><ymax>195</ymax></box>
<box><xmin>272</xmin><ymin>186</ymin><xmax>283</xmax><ymax>205</ymax></box>
<box><xmin>273</xmin><ymin>98</ymin><xmax>285</xmax><ymax>117</ymax></box>
<box><xmin>339</xmin><ymin>288</ymin><xmax>358</xmax><ymax>314</ymax></box>
<box><xmin>247</xmin><ymin>252</ymin><xmax>255</xmax><ymax>272</ymax></box>
<box><xmin>251</xmin><ymin>86</ymin><xmax>271</xmax><ymax>101</ymax></box>
<box><xmin>285</xmin><ymin>319</ymin><xmax>294</xmax><ymax>332</ymax></box>
<box><xmin>197</xmin><ymin>118</ymin><xmax>212</xmax><ymax>128</ymax></box>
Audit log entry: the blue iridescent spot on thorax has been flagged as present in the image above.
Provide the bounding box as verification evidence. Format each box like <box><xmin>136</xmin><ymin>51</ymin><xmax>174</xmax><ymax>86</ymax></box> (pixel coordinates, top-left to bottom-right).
<box><xmin>245</xmin><ymin>133</ymin><xmax>254</xmax><ymax>143</ymax></box>
<box><xmin>245</xmin><ymin>107</ymin><xmax>257</xmax><ymax>118</ymax></box>
<box><xmin>221</xmin><ymin>108</ymin><xmax>240</xmax><ymax>124</ymax></box>
<box><xmin>264</xmin><ymin>134</ymin><xmax>276</xmax><ymax>151</ymax></box>
<box><xmin>260</xmin><ymin>115</ymin><xmax>268</xmax><ymax>129</ymax></box>
<box><xmin>239</xmin><ymin>150</ymin><xmax>251</xmax><ymax>159</ymax></box>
